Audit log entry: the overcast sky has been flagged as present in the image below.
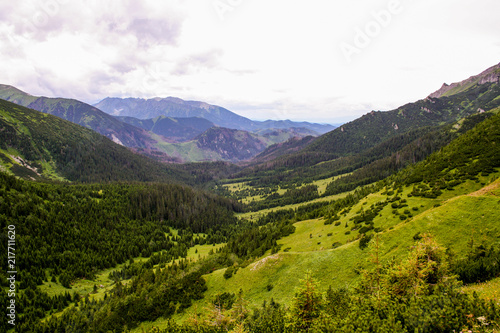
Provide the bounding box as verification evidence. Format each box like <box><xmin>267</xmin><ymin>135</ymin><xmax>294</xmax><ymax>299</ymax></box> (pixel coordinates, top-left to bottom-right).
<box><xmin>0</xmin><ymin>0</ymin><xmax>499</xmax><ymax>124</ymax></box>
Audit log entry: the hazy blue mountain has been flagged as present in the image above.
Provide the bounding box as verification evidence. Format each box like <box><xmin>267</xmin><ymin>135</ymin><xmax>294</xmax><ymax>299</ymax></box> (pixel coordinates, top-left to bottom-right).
<box><xmin>94</xmin><ymin>97</ymin><xmax>336</xmax><ymax>134</ymax></box>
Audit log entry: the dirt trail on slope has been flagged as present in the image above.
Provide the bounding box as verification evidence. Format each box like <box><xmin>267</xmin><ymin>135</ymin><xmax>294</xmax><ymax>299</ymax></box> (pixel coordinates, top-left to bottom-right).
<box><xmin>468</xmin><ymin>179</ymin><xmax>500</xmax><ymax>197</ymax></box>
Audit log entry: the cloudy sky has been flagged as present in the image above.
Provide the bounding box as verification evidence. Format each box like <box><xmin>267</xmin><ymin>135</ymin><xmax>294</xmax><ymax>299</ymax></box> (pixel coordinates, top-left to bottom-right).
<box><xmin>0</xmin><ymin>0</ymin><xmax>499</xmax><ymax>123</ymax></box>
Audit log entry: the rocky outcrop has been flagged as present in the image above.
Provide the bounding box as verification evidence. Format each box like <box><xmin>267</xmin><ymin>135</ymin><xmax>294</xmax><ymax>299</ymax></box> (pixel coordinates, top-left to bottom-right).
<box><xmin>428</xmin><ymin>62</ymin><xmax>500</xmax><ymax>98</ymax></box>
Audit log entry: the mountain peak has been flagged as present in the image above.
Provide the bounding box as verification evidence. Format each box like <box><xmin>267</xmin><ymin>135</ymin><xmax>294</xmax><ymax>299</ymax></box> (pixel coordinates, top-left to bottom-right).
<box><xmin>428</xmin><ymin>62</ymin><xmax>500</xmax><ymax>98</ymax></box>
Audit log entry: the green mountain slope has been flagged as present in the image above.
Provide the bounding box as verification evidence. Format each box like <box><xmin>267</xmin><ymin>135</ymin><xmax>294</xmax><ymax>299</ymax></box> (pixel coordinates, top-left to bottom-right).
<box><xmin>252</xmin><ymin>63</ymin><xmax>500</xmax><ymax>171</ymax></box>
<box><xmin>21</xmin><ymin>102</ymin><xmax>500</xmax><ymax>333</ymax></box>
<box><xmin>226</xmin><ymin>112</ymin><xmax>493</xmax><ymax>212</ymax></box>
<box><xmin>0</xmin><ymin>85</ymin><xmax>157</xmax><ymax>149</ymax></box>
<box><xmin>0</xmin><ymin>86</ymin><xmax>326</xmax><ymax>163</ymax></box>
<box><xmin>0</xmin><ymin>99</ymin><xmax>190</xmax><ymax>183</ymax></box>
<box><xmin>306</xmin><ymin>67</ymin><xmax>500</xmax><ymax>158</ymax></box>
<box><xmin>250</xmin><ymin>135</ymin><xmax>317</xmax><ymax>163</ymax></box>
<box><xmin>164</xmin><ymin>111</ymin><xmax>500</xmax><ymax>331</ymax></box>
<box><xmin>222</xmin><ymin>64</ymin><xmax>500</xmax><ymax>209</ymax></box>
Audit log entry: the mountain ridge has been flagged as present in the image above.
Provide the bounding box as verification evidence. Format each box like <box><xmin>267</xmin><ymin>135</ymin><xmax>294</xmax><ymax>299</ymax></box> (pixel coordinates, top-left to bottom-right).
<box><xmin>155</xmin><ymin>126</ymin><xmax>317</xmax><ymax>163</ymax></box>
<box><xmin>116</xmin><ymin>115</ymin><xmax>215</xmax><ymax>142</ymax></box>
<box><xmin>94</xmin><ymin>96</ymin><xmax>336</xmax><ymax>134</ymax></box>
<box><xmin>248</xmin><ymin>70</ymin><xmax>500</xmax><ymax>172</ymax></box>
<box><xmin>428</xmin><ymin>62</ymin><xmax>500</xmax><ymax>98</ymax></box>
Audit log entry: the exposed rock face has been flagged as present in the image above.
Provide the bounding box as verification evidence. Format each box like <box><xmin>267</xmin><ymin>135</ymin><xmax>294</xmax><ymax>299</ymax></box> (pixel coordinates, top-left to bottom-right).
<box><xmin>428</xmin><ymin>63</ymin><xmax>500</xmax><ymax>99</ymax></box>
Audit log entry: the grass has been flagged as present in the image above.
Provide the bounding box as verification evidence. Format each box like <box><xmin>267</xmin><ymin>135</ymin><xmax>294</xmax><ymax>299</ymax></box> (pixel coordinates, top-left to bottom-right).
<box><xmin>462</xmin><ymin>277</ymin><xmax>500</xmax><ymax>305</ymax></box>
<box><xmin>236</xmin><ymin>190</ymin><xmax>354</xmax><ymax>222</ymax></box>
<box><xmin>155</xmin><ymin>136</ymin><xmax>223</xmax><ymax>162</ymax></box>
<box><xmin>39</xmin><ymin>238</ymin><xmax>226</xmax><ymax>328</ymax></box>
<box><xmin>169</xmin><ymin>174</ymin><xmax>500</xmax><ymax>326</ymax></box>
<box><xmin>305</xmin><ymin>174</ymin><xmax>353</xmax><ymax>195</ymax></box>
<box><xmin>172</xmin><ymin>243</ymin><xmax>226</xmax><ymax>265</ymax></box>
<box><xmin>39</xmin><ymin>255</ymin><xmax>152</xmax><ymax>301</ymax></box>
<box><xmin>39</xmin><ymin>175</ymin><xmax>500</xmax><ymax>332</ymax></box>
<box><xmin>223</xmin><ymin>181</ymin><xmax>288</xmax><ymax>204</ymax></box>
<box><xmin>39</xmin><ymin>157</ymin><xmax>67</xmax><ymax>181</ymax></box>
<box><xmin>311</xmin><ymin>177</ymin><xmax>334</xmax><ymax>195</ymax></box>
<box><xmin>223</xmin><ymin>174</ymin><xmax>352</xmax><ymax>206</ymax></box>
<box><xmin>0</xmin><ymin>107</ymin><xmax>32</xmax><ymax>135</ymax></box>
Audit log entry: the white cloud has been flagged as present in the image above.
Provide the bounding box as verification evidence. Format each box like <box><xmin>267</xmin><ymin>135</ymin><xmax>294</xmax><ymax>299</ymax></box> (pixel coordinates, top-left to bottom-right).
<box><xmin>0</xmin><ymin>0</ymin><xmax>499</xmax><ymax>123</ymax></box>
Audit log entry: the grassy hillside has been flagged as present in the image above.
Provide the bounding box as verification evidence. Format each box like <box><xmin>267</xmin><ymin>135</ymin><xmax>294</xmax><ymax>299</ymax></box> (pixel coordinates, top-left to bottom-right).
<box><xmin>222</xmin><ymin>111</ymin><xmax>495</xmax><ymax>212</ymax></box>
<box><xmin>138</xmin><ymin>111</ymin><xmax>500</xmax><ymax>331</ymax></box>
<box><xmin>128</xmin><ymin>176</ymin><xmax>499</xmax><ymax>332</ymax></box>
<box><xmin>189</xmin><ymin>177</ymin><xmax>498</xmax><ymax>301</ymax></box>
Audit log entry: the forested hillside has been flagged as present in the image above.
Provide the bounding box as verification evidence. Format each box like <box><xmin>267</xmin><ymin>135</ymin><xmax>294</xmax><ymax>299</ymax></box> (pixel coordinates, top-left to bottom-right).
<box><xmin>117</xmin><ymin>116</ymin><xmax>215</xmax><ymax>142</ymax></box>
<box><xmin>245</xmin><ymin>75</ymin><xmax>500</xmax><ymax>173</ymax></box>
<box><xmin>0</xmin><ymin>172</ymin><xmax>241</xmax><ymax>332</ymax></box>
<box><xmin>0</xmin><ymin>99</ymin><xmax>192</xmax><ymax>183</ymax></box>
<box><xmin>226</xmin><ymin>112</ymin><xmax>494</xmax><ymax>211</ymax></box>
<box><xmin>0</xmin><ymin>85</ymin><xmax>156</xmax><ymax>149</ymax></box>
<box><xmin>4</xmin><ymin>108</ymin><xmax>498</xmax><ymax>333</ymax></box>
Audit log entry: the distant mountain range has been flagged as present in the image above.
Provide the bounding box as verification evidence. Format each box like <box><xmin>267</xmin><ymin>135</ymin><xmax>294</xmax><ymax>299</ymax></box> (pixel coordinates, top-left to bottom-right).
<box><xmin>154</xmin><ymin>126</ymin><xmax>319</xmax><ymax>163</ymax></box>
<box><xmin>94</xmin><ymin>97</ymin><xmax>336</xmax><ymax>134</ymax></box>
<box><xmin>0</xmin><ymin>85</ymin><xmax>332</xmax><ymax>162</ymax></box>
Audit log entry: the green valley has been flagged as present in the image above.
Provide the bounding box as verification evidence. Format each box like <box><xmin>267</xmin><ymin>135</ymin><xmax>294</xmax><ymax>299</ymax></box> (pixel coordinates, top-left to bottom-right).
<box><xmin>1</xmin><ymin>63</ymin><xmax>500</xmax><ymax>333</ymax></box>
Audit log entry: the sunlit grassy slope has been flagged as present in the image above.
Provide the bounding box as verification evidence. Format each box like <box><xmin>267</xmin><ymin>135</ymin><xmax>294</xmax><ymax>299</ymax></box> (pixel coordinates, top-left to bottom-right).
<box><xmin>39</xmin><ymin>172</ymin><xmax>497</xmax><ymax>333</ymax></box>
<box><xmin>177</xmin><ymin>176</ymin><xmax>498</xmax><ymax>318</ymax></box>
